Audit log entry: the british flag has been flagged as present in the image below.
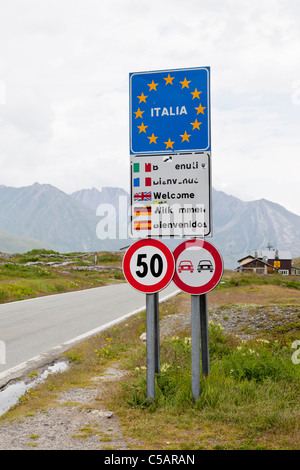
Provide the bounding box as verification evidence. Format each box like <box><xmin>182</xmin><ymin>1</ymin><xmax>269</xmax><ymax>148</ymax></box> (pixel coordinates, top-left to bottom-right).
<box><xmin>134</xmin><ymin>191</ymin><xmax>152</xmax><ymax>202</ymax></box>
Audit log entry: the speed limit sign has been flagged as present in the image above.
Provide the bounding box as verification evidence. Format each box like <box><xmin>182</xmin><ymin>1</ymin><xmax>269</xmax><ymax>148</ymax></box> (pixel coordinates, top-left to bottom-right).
<box><xmin>123</xmin><ymin>239</ymin><xmax>175</xmax><ymax>293</ymax></box>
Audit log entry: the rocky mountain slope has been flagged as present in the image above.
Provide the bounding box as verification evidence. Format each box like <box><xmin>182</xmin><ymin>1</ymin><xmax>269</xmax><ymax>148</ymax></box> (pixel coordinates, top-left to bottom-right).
<box><xmin>0</xmin><ymin>183</ymin><xmax>101</xmax><ymax>253</ymax></box>
<box><xmin>71</xmin><ymin>186</ymin><xmax>300</xmax><ymax>267</ymax></box>
<box><xmin>211</xmin><ymin>189</ymin><xmax>300</xmax><ymax>267</ymax></box>
<box><xmin>0</xmin><ymin>183</ymin><xmax>299</xmax><ymax>269</ymax></box>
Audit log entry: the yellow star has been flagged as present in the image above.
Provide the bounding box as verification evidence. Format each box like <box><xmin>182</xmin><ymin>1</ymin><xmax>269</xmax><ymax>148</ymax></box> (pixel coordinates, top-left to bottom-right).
<box><xmin>137</xmin><ymin>122</ymin><xmax>148</xmax><ymax>133</ymax></box>
<box><xmin>191</xmin><ymin>88</ymin><xmax>201</xmax><ymax>99</ymax></box>
<box><xmin>148</xmin><ymin>133</ymin><xmax>158</xmax><ymax>144</ymax></box>
<box><xmin>163</xmin><ymin>74</ymin><xmax>175</xmax><ymax>85</ymax></box>
<box><xmin>164</xmin><ymin>137</ymin><xmax>174</xmax><ymax>149</ymax></box>
<box><xmin>134</xmin><ymin>108</ymin><xmax>144</xmax><ymax>119</ymax></box>
<box><xmin>191</xmin><ymin>119</ymin><xmax>202</xmax><ymax>130</ymax></box>
<box><xmin>137</xmin><ymin>92</ymin><xmax>148</xmax><ymax>103</ymax></box>
<box><xmin>180</xmin><ymin>131</ymin><xmax>191</xmax><ymax>142</ymax></box>
<box><xmin>148</xmin><ymin>80</ymin><xmax>158</xmax><ymax>91</ymax></box>
<box><xmin>195</xmin><ymin>103</ymin><xmax>206</xmax><ymax>115</ymax></box>
<box><xmin>180</xmin><ymin>77</ymin><xmax>191</xmax><ymax>89</ymax></box>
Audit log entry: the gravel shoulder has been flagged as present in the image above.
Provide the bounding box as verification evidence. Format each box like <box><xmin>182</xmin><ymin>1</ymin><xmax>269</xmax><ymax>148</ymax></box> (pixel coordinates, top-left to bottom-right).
<box><xmin>0</xmin><ymin>363</ymin><xmax>130</xmax><ymax>450</ymax></box>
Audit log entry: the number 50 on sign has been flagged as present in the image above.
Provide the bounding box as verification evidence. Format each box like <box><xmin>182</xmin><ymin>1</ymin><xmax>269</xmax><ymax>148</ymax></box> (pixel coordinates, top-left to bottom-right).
<box><xmin>123</xmin><ymin>239</ymin><xmax>175</xmax><ymax>294</ymax></box>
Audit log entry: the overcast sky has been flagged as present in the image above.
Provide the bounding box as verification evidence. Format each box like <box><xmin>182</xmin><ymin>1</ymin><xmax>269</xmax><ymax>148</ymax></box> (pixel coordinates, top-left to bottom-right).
<box><xmin>0</xmin><ymin>0</ymin><xmax>299</xmax><ymax>215</ymax></box>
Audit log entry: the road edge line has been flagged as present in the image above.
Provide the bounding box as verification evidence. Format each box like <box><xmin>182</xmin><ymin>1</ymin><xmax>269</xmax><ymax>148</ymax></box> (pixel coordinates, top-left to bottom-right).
<box><xmin>0</xmin><ymin>289</ymin><xmax>181</xmax><ymax>387</ymax></box>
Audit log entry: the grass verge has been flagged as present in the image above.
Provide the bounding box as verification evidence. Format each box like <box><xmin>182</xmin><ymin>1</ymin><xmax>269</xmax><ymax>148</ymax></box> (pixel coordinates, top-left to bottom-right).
<box><xmin>0</xmin><ymin>249</ymin><xmax>124</xmax><ymax>303</ymax></box>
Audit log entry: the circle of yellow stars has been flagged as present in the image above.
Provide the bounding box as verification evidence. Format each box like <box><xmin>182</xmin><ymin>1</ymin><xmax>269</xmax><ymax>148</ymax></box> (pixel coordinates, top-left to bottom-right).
<box><xmin>134</xmin><ymin>74</ymin><xmax>206</xmax><ymax>150</ymax></box>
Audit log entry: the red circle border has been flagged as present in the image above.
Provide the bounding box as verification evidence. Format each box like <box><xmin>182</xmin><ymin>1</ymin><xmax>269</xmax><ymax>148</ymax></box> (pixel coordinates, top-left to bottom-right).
<box><xmin>172</xmin><ymin>239</ymin><xmax>223</xmax><ymax>295</ymax></box>
<box><xmin>123</xmin><ymin>239</ymin><xmax>175</xmax><ymax>293</ymax></box>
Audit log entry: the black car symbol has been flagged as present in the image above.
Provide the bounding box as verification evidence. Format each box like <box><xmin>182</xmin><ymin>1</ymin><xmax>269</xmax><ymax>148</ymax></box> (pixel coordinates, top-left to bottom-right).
<box><xmin>197</xmin><ymin>260</ymin><xmax>214</xmax><ymax>273</ymax></box>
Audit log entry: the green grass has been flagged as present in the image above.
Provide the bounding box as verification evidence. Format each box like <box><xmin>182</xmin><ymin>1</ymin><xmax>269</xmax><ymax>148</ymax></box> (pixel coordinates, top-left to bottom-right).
<box><xmin>0</xmin><ymin>250</ymin><xmax>125</xmax><ymax>303</ymax></box>
<box><xmin>93</xmin><ymin>287</ymin><xmax>299</xmax><ymax>450</ymax></box>
<box><xmin>123</xmin><ymin>322</ymin><xmax>299</xmax><ymax>407</ymax></box>
<box><xmin>0</xmin><ymin>284</ymin><xmax>37</xmax><ymax>302</ymax></box>
<box><xmin>0</xmin><ymin>263</ymin><xmax>54</xmax><ymax>279</ymax></box>
<box><xmin>218</xmin><ymin>273</ymin><xmax>300</xmax><ymax>290</ymax></box>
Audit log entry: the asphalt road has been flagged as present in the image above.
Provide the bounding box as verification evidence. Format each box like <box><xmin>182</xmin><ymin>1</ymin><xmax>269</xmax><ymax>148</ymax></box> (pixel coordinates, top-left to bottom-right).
<box><xmin>0</xmin><ymin>282</ymin><xmax>180</xmax><ymax>386</ymax></box>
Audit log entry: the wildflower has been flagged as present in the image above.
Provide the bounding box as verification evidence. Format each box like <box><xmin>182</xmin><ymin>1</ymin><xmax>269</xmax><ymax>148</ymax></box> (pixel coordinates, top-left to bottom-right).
<box><xmin>161</xmin><ymin>363</ymin><xmax>170</xmax><ymax>373</ymax></box>
<box><xmin>184</xmin><ymin>337</ymin><xmax>191</xmax><ymax>344</ymax></box>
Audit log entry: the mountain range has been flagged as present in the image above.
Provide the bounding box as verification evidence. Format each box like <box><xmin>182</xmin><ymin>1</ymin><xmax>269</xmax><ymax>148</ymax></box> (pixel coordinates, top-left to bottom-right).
<box><xmin>0</xmin><ymin>182</ymin><xmax>299</xmax><ymax>269</ymax></box>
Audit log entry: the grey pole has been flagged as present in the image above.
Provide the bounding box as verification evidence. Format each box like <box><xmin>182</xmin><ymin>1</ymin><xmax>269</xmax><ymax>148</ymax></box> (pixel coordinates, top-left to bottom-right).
<box><xmin>200</xmin><ymin>294</ymin><xmax>210</xmax><ymax>377</ymax></box>
<box><xmin>191</xmin><ymin>294</ymin><xmax>201</xmax><ymax>401</ymax></box>
<box><xmin>146</xmin><ymin>293</ymin><xmax>156</xmax><ymax>400</ymax></box>
<box><xmin>154</xmin><ymin>292</ymin><xmax>160</xmax><ymax>374</ymax></box>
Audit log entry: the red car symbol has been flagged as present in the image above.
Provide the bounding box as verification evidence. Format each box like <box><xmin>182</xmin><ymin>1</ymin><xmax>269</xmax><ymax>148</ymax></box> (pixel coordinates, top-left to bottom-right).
<box><xmin>178</xmin><ymin>260</ymin><xmax>194</xmax><ymax>273</ymax></box>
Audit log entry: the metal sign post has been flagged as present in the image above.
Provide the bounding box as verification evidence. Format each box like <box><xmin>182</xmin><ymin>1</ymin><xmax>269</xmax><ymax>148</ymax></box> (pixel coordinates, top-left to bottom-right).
<box><xmin>191</xmin><ymin>294</ymin><xmax>201</xmax><ymax>401</ymax></box>
<box><xmin>145</xmin><ymin>292</ymin><xmax>160</xmax><ymax>400</ymax></box>
<box><xmin>154</xmin><ymin>292</ymin><xmax>160</xmax><ymax>374</ymax></box>
<box><xmin>172</xmin><ymin>240</ymin><xmax>223</xmax><ymax>401</ymax></box>
<box><xmin>191</xmin><ymin>293</ymin><xmax>209</xmax><ymax>401</ymax></box>
<box><xmin>200</xmin><ymin>293</ymin><xmax>209</xmax><ymax>377</ymax></box>
<box><xmin>146</xmin><ymin>293</ymin><xmax>156</xmax><ymax>400</ymax></box>
<box><xmin>123</xmin><ymin>240</ymin><xmax>175</xmax><ymax>400</ymax></box>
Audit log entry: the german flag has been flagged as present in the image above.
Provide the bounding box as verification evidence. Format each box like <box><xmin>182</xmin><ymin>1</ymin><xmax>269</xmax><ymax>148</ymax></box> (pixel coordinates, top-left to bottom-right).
<box><xmin>134</xmin><ymin>220</ymin><xmax>152</xmax><ymax>231</ymax></box>
<box><xmin>134</xmin><ymin>206</ymin><xmax>152</xmax><ymax>217</ymax></box>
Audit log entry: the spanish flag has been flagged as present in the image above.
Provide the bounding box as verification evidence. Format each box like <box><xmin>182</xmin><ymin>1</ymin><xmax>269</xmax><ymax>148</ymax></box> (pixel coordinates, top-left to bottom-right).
<box><xmin>134</xmin><ymin>220</ymin><xmax>152</xmax><ymax>231</ymax></box>
<box><xmin>134</xmin><ymin>206</ymin><xmax>152</xmax><ymax>217</ymax></box>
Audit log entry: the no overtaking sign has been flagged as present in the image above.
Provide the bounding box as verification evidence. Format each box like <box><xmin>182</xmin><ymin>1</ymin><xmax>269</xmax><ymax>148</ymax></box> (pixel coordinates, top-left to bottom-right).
<box><xmin>172</xmin><ymin>239</ymin><xmax>223</xmax><ymax>295</ymax></box>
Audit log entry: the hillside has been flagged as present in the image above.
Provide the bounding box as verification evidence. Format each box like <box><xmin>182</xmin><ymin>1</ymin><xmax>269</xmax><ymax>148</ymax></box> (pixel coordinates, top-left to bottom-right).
<box><xmin>0</xmin><ymin>183</ymin><xmax>299</xmax><ymax>268</ymax></box>
<box><xmin>0</xmin><ymin>229</ymin><xmax>52</xmax><ymax>254</ymax></box>
<box><xmin>70</xmin><ymin>186</ymin><xmax>300</xmax><ymax>268</ymax></box>
<box><xmin>211</xmin><ymin>189</ymin><xmax>300</xmax><ymax>267</ymax></box>
<box><xmin>0</xmin><ymin>183</ymin><xmax>117</xmax><ymax>253</ymax></box>
<box><xmin>71</xmin><ymin>186</ymin><xmax>129</xmax><ymax>211</ymax></box>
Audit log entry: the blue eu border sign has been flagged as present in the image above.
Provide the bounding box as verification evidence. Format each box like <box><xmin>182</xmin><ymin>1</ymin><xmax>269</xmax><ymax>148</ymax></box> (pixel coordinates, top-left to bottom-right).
<box><xmin>129</xmin><ymin>67</ymin><xmax>210</xmax><ymax>155</ymax></box>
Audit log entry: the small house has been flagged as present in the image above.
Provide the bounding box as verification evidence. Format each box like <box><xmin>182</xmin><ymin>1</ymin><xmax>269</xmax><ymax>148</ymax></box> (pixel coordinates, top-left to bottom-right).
<box><xmin>236</xmin><ymin>256</ymin><xmax>278</xmax><ymax>274</ymax></box>
<box><xmin>236</xmin><ymin>250</ymin><xmax>292</xmax><ymax>275</ymax></box>
<box><xmin>261</xmin><ymin>250</ymin><xmax>292</xmax><ymax>275</ymax></box>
